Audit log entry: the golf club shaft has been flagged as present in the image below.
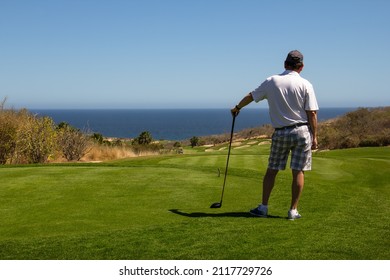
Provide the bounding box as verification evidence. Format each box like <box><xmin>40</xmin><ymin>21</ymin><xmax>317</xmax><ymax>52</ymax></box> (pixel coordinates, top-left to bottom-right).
<box><xmin>219</xmin><ymin>114</ymin><xmax>236</xmax><ymax>203</ymax></box>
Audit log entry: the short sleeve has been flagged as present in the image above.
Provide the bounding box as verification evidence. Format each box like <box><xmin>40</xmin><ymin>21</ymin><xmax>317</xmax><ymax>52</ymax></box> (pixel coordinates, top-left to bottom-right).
<box><xmin>304</xmin><ymin>82</ymin><xmax>319</xmax><ymax>111</ymax></box>
<box><xmin>251</xmin><ymin>79</ymin><xmax>270</xmax><ymax>103</ymax></box>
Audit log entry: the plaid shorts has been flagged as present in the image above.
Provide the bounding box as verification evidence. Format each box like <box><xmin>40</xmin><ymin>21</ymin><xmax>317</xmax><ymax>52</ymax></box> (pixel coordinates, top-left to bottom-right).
<box><xmin>268</xmin><ymin>125</ymin><xmax>312</xmax><ymax>171</ymax></box>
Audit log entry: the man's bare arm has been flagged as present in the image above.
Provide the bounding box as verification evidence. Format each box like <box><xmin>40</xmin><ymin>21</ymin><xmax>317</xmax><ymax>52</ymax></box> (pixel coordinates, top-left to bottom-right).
<box><xmin>306</xmin><ymin>110</ymin><xmax>318</xmax><ymax>149</ymax></box>
<box><xmin>231</xmin><ymin>93</ymin><xmax>254</xmax><ymax>116</ymax></box>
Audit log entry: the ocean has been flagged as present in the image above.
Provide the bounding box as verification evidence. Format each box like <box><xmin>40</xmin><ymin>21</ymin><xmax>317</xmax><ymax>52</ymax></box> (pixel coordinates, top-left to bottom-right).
<box><xmin>32</xmin><ymin>108</ymin><xmax>356</xmax><ymax>140</ymax></box>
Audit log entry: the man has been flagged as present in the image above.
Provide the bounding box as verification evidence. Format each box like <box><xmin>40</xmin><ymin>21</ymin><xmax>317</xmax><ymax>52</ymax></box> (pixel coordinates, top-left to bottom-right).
<box><xmin>231</xmin><ymin>50</ymin><xmax>319</xmax><ymax>220</ymax></box>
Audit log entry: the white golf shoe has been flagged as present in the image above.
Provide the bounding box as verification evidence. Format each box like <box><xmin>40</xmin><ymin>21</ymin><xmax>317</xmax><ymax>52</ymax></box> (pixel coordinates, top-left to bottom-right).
<box><xmin>288</xmin><ymin>209</ymin><xmax>302</xmax><ymax>220</ymax></box>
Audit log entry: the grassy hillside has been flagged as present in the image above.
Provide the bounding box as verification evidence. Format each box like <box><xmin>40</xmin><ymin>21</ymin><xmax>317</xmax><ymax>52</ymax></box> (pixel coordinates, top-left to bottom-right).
<box><xmin>0</xmin><ymin>143</ymin><xmax>389</xmax><ymax>260</ymax></box>
<box><xmin>318</xmin><ymin>107</ymin><xmax>390</xmax><ymax>149</ymax></box>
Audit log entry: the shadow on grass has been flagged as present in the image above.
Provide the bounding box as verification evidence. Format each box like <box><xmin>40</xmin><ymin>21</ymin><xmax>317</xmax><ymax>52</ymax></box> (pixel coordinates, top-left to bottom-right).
<box><xmin>169</xmin><ymin>209</ymin><xmax>283</xmax><ymax>219</ymax></box>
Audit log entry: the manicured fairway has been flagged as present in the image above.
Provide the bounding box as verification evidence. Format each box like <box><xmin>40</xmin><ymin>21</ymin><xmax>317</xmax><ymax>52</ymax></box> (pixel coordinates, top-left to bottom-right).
<box><xmin>0</xmin><ymin>143</ymin><xmax>389</xmax><ymax>259</ymax></box>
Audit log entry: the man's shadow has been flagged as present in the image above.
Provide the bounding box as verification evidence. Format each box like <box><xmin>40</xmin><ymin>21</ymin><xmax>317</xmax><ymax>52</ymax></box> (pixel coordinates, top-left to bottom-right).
<box><xmin>169</xmin><ymin>209</ymin><xmax>283</xmax><ymax>219</ymax></box>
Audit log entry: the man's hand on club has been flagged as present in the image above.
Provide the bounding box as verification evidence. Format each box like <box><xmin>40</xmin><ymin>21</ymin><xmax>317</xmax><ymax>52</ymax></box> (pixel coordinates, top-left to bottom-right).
<box><xmin>231</xmin><ymin>93</ymin><xmax>254</xmax><ymax>117</ymax></box>
<box><xmin>231</xmin><ymin>105</ymin><xmax>240</xmax><ymax>117</ymax></box>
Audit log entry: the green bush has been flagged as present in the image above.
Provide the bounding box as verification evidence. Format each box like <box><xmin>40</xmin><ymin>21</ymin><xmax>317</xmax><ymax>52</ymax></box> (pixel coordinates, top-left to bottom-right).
<box><xmin>190</xmin><ymin>136</ymin><xmax>199</xmax><ymax>148</ymax></box>
<box><xmin>132</xmin><ymin>131</ymin><xmax>153</xmax><ymax>145</ymax></box>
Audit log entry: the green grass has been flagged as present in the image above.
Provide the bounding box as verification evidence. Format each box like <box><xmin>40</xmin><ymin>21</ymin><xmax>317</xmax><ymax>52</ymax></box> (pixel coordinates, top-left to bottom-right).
<box><xmin>0</xmin><ymin>144</ymin><xmax>389</xmax><ymax>260</ymax></box>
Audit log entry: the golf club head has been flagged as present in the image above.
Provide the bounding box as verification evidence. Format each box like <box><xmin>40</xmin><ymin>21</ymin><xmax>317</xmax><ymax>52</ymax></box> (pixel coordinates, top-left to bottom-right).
<box><xmin>210</xmin><ymin>202</ymin><xmax>222</xmax><ymax>208</ymax></box>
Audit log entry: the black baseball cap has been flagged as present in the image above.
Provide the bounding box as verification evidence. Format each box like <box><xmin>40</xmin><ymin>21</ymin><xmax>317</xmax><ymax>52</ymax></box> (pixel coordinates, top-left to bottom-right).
<box><xmin>285</xmin><ymin>50</ymin><xmax>303</xmax><ymax>64</ymax></box>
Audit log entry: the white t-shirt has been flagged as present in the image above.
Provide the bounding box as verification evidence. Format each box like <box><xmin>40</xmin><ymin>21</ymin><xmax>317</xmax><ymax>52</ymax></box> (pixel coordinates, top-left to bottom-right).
<box><xmin>251</xmin><ymin>70</ymin><xmax>319</xmax><ymax>128</ymax></box>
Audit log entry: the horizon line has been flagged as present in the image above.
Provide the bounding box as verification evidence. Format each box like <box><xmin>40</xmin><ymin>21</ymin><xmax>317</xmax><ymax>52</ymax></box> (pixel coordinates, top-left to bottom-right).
<box><xmin>24</xmin><ymin>106</ymin><xmax>370</xmax><ymax>110</ymax></box>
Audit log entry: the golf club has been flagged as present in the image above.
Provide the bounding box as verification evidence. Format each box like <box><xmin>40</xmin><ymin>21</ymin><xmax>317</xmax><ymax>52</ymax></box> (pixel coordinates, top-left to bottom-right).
<box><xmin>210</xmin><ymin>114</ymin><xmax>236</xmax><ymax>208</ymax></box>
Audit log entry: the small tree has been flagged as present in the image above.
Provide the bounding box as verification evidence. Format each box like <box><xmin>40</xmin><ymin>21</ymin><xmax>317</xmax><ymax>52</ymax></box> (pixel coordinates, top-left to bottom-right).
<box><xmin>190</xmin><ymin>136</ymin><xmax>199</xmax><ymax>148</ymax></box>
<box><xmin>57</xmin><ymin>123</ymin><xmax>91</xmax><ymax>161</ymax></box>
<box><xmin>133</xmin><ymin>131</ymin><xmax>153</xmax><ymax>145</ymax></box>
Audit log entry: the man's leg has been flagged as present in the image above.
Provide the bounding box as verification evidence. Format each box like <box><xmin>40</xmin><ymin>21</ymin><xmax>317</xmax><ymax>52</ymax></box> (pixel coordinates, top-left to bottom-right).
<box><xmin>291</xmin><ymin>169</ymin><xmax>304</xmax><ymax>209</ymax></box>
<box><xmin>250</xmin><ymin>168</ymin><xmax>279</xmax><ymax>217</ymax></box>
<box><xmin>262</xmin><ymin>168</ymin><xmax>279</xmax><ymax>205</ymax></box>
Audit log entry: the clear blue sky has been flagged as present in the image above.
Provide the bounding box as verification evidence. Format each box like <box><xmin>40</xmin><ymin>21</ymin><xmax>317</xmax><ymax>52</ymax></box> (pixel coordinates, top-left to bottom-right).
<box><xmin>1</xmin><ymin>0</ymin><xmax>389</xmax><ymax>109</ymax></box>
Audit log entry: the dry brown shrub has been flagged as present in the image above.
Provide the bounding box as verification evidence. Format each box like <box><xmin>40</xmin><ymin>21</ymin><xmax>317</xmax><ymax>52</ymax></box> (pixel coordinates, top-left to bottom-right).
<box><xmin>79</xmin><ymin>144</ymin><xmax>161</xmax><ymax>162</ymax></box>
<box><xmin>81</xmin><ymin>144</ymin><xmax>136</xmax><ymax>162</ymax></box>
